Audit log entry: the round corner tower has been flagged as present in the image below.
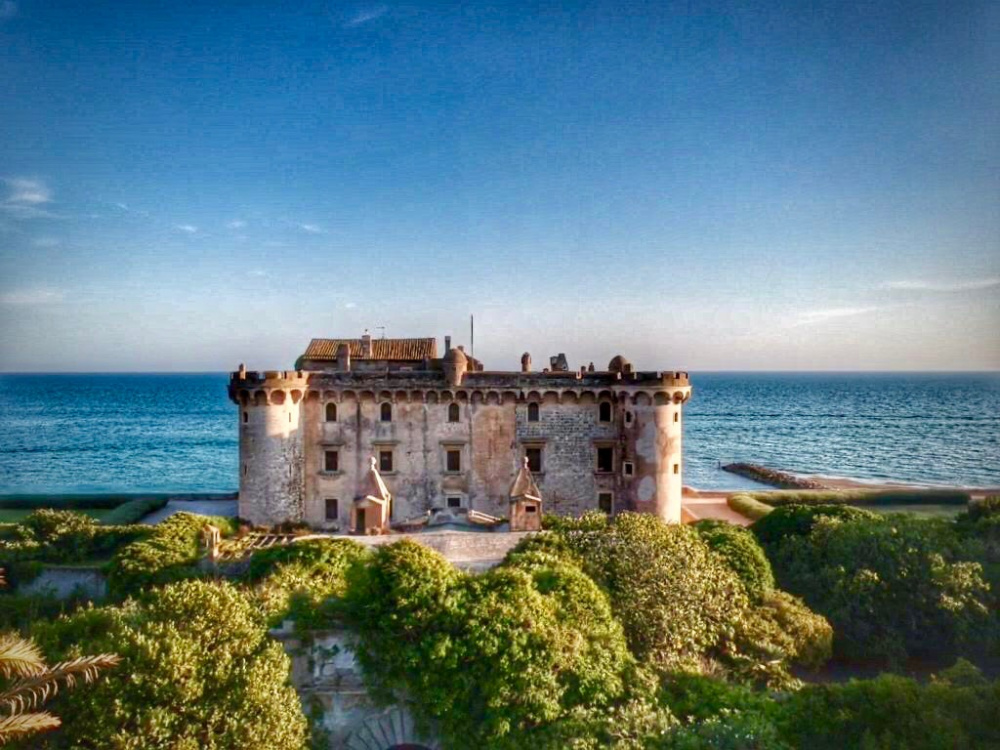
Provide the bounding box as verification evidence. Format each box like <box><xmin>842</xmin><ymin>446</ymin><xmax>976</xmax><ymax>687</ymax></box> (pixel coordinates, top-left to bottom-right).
<box><xmin>630</xmin><ymin>371</ymin><xmax>692</xmax><ymax>523</ymax></box>
<box><xmin>228</xmin><ymin>368</ymin><xmax>309</xmax><ymax>526</ymax></box>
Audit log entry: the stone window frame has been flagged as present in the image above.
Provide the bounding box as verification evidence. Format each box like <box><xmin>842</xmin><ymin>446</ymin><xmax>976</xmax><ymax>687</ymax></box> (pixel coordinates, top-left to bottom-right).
<box><xmin>445</xmin><ymin>494</ymin><xmax>466</xmax><ymax>509</ymax></box>
<box><xmin>594</xmin><ymin>441</ymin><xmax>616</xmax><ymax>474</ymax></box>
<box><xmin>319</xmin><ymin>440</ymin><xmax>347</xmax><ymax>475</ymax></box>
<box><xmin>380</xmin><ymin>402</ymin><xmax>393</xmax><ymax>422</ymax></box>
<box><xmin>440</xmin><ymin>439</ymin><xmax>466</xmax><ymax>475</ymax></box>
<box><xmin>527</xmin><ymin>402</ymin><xmax>540</xmax><ymax>422</ymax></box>
<box><xmin>378</xmin><ymin>449</ymin><xmax>394</xmax><ymax>473</ymax></box>
<box><xmin>622</xmin><ymin>460</ymin><xmax>635</xmax><ymax>478</ymax></box>
<box><xmin>325</xmin><ymin>402</ymin><xmax>338</xmax><ymax>423</ymax></box>
<box><xmin>598</xmin><ymin>401</ymin><xmax>614</xmax><ymax>423</ymax></box>
<box><xmin>448</xmin><ymin>402</ymin><xmax>461</xmax><ymax>423</ymax></box>
<box><xmin>323</xmin><ymin>449</ymin><xmax>340</xmax><ymax>473</ymax></box>
<box><xmin>521</xmin><ymin>440</ymin><xmax>546</xmax><ymax>474</ymax></box>
<box><xmin>324</xmin><ymin>497</ymin><xmax>340</xmax><ymax>521</ymax></box>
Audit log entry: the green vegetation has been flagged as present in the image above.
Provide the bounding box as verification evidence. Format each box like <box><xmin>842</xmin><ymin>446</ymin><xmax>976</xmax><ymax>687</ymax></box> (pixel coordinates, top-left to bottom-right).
<box><xmin>25</xmin><ymin>580</ymin><xmax>307</xmax><ymax>750</ymax></box>
<box><xmin>726</xmin><ymin>493</ymin><xmax>773</xmax><ymax>520</ymax></box>
<box><xmin>100</xmin><ymin>496</ymin><xmax>168</xmax><ymax>525</ymax></box>
<box><xmin>727</xmin><ymin>489</ymin><xmax>971</xmax><ymax>524</ymax></box>
<box><xmin>693</xmin><ymin>520</ymin><xmax>775</xmax><ymax>602</ymax></box>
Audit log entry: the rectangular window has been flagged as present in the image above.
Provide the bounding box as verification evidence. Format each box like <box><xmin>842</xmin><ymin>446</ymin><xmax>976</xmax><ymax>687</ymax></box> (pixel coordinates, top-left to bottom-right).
<box><xmin>379</xmin><ymin>450</ymin><xmax>394</xmax><ymax>473</ymax></box>
<box><xmin>597</xmin><ymin>446</ymin><xmax>614</xmax><ymax>473</ymax></box>
<box><xmin>525</xmin><ymin>504</ymin><xmax>537</xmax><ymax>514</ymax></box>
<box><xmin>325</xmin><ymin>498</ymin><xmax>339</xmax><ymax>521</ymax></box>
<box><xmin>674</xmin><ymin>412</ymin><xmax>679</xmax><ymax>423</ymax></box>
<box><xmin>598</xmin><ymin>492</ymin><xmax>613</xmax><ymax>515</ymax></box>
<box><xmin>447</xmin><ymin>496</ymin><xmax>463</xmax><ymax>509</ymax></box>
<box><xmin>673</xmin><ymin>463</ymin><xmax>680</xmax><ymax>475</ymax></box>
<box><xmin>623</xmin><ymin>461</ymin><xmax>634</xmax><ymax>477</ymax></box>
<box><xmin>324</xmin><ymin>450</ymin><xmax>339</xmax><ymax>472</ymax></box>
<box><xmin>446</xmin><ymin>449</ymin><xmax>461</xmax><ymax>472</ymax></box>
<box><xmin>525</xmin><ymin>447</ymin><xmax>542</xmax><ymax>473</ymax></box>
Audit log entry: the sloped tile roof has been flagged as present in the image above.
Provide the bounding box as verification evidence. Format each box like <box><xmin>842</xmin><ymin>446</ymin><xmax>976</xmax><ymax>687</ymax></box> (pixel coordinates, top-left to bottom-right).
<box><xmin>303</xmin><ymin>337</ymin><xmax>437</xmax><ymax>361</ymax></box>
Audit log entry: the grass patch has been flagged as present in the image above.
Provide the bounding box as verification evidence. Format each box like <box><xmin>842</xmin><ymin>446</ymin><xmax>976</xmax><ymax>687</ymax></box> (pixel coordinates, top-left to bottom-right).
<box><xmin>0</xmin><ymin>507</ymin><xmax>115</xmax><ymax>523</ymax></box>
<box><xmin>873</xmin><ymin>504</ymin><xmax>966</xmax><ymax>518</ymax></box>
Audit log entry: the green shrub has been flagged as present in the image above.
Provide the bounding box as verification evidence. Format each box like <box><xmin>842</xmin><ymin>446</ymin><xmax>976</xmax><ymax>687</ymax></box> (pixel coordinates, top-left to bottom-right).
<box><xmin>777</xmin><ymin>666</ymin><xmax>1000</xmax><ymax>750</ymax></box>
<box><xmin>771</xmin><ymin>515</ymin><xmax>993</xmax><ymax>663</ymax></box>
<box><xmin>967</xmin><ymin>495</ymin><xmax>1000</xmax><ymax>522</ymax></box>
<box><xmin>694</xmin><ymin>521</ymin><xmax>775</xmax><ymax>602</ymax></box>
<box><xmin>0</xmin><ymin>510</ymin><xmax>152</xmax><ymax>570</ymax></box>
<box><xmin>751</xmin><ymin>504</ymin><xmax>879</xmax><ymax>550</ymax></box>
<box><xmin>744</xmin><ymin>489</ymin><xmax>971</xmax><ymax>507</ymax></box>
<box><xmin>27</xmin><ymin>579</ymin><xmax>308</xmax><ymax>750</ymax></box>
<box><xmin>0</xmin><ymin>495</ymin><xmax>127</xmax><ymax>511</ymax></box>
<box><xmin>250</xmin><ymin>538</ymin><xmax>369</xmax><ymax>626</ymax></box>
<box><xmin>756</xmin><ymin>590</ymin><xmax>832</xmax><ymax>670</ymax></box>
<box><xmin>659</xmin><ymin>710</ymin><xmax>790</xmax><ymax>750</ymax></box>
<box><xmin>106</xmin><ymin>512</ymin><xmax>235</xmax><ymax>597</ymax></box>
<box><xmin>659</xmin><ymin>673</ymin><xmax>776</xmax><ymax>724</ymax></box>
<box><xmin>542</xmin><ymin>510</ymin><xmax>611</xmax><ymax>532</ymax></box>
<box><xmin>727</xmin><ymin>494</ymin><xmax>773</xmax><ymax>521</ymax></box>
<box><xmin>101</xmin><ymin>496</ymin><xmax>168</xmax><ymax>525</ymax></box>
<box><xmin>342</xmin><ymin>539</ymin><xmax>655</xmax><ymax>749</ymax></box>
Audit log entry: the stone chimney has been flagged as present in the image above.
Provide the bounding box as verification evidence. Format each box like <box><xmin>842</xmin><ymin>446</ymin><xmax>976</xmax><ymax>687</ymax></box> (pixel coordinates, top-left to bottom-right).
<box><xmin>445</xmin><ymin>335</ymin><xmax>452</xmax><ymax>352</ymax></box>
<box><xmin>521</xmin><ymin>352</ymin><xmax>531</xmax><ymax>373</ymax></box>
<box><xmin>336</xmin><ymin>343</ymin><xmax>351</xmax><ymax>372</ymax></box>
<box><xmin>361</xmin><ymin>331</ymin><xmax>372</xmax><ymax>358</ymax></box>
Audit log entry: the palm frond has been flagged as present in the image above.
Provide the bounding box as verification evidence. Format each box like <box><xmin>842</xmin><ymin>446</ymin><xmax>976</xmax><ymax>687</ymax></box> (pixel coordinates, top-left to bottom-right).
<box><xmin>0</xmin><ymin>710</ymin><xmax>61</xmax><ymax>742</ymax></box>
<box><xmin>0</xmin><ymin>654</ymin><xmax>121</xmax><ymax>715</ymax></box>
<box><xmin>0</xmin><ymin>635</ymin><xmax>47</xmax><ymax>679</ymax></box>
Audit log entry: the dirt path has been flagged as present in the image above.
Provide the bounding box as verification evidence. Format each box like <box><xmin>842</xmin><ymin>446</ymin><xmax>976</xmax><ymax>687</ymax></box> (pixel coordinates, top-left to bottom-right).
<box><xmin>683</xmin><ymin>496</ymin><xmax>752</xmax><ymax>526</ymax></box>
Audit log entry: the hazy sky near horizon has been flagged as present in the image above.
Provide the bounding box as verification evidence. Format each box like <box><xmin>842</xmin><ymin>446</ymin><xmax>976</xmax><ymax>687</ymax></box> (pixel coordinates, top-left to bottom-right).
<box><xmin>1</xmin><ymin>0</ymin><xmax>998</xmax><ymax>372</ymax></box>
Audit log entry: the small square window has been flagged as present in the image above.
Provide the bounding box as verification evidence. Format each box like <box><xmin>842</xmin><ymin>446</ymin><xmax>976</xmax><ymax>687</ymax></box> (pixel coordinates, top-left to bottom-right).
<box><xmin>446</xmin><ymin>449</ymin><xmax>461</xmax><ymax>472</ymax></box>
<box><xmin>673</xmin><ymin>463</ymin><xmax>680</xmax><ymax>475</ymax></box>
<box><xmin>325</xmin><ymin>498</ymin><xmax>339</xmax><ymax>520</ymax></box>
<box><xmin>598</xmin><ymin>492</ymin><xmax>613</xmax><ymax>515</ymax></box>
<box><xmin>525</xmin><ymin>447</ymin><xmax>542</xmax><ymax>473</ymax></box>
<box><xmin>379</xmin><ymin>450</ymin><xmax>394</xmax><ymax>472</ymax></box>
<box><xmin>597</xmin><ymin>446</ymin><xmax>614</xmax><ymax>473</ymax></box>
<box><xmin>447</xmin><ymin>496</ymin><xmax>463</xmax><ymax>509</ymax></box>
<box><xmin>324</xmin><ymin>450</ymin><xmax>339</xmax><ymax>473</ymax></box>
<box><xmin>623</xmin><ymin>461</ymin><xmax>634</xmax><ymax>477</ymax></box>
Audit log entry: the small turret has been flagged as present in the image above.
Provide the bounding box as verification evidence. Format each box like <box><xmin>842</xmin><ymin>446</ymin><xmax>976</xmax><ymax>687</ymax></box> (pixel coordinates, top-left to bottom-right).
<box><xmin>443</xmin><ymin>345</ymin><xmax>468</xmax><ymax>386</ymax></box>
<box><xmin>521</xmin><ymin>352</ymin><xmax>531</xmax><ymax>373</ymax></box>
<box><xmin>336</xmin><ymin>343</ymin><xmax>351</xmax><ymax>372</ymax></box>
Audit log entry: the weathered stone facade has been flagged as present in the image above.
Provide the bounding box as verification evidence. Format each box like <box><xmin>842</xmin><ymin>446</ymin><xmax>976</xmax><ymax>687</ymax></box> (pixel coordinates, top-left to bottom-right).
<box><xmin>229</xmin><ymin>334</ymin><xmax>691</xmax><ymax>529</ymax></box>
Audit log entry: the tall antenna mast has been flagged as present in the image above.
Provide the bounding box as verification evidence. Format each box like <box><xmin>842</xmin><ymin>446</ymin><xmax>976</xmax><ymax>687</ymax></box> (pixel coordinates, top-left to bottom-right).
<box><xmin>470</xmin><ymin>314</ymin><xmax>474</xmax><ymax>360</ymax></box>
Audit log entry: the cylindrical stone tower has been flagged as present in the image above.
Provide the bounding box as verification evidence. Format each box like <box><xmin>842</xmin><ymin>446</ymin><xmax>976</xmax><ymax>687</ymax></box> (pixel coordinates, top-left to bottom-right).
<box><xmin>631</xmin><ymin>372</ymin><xmax>692</xmax><ymax>523</ymax></box>
<box><xmin>229</xmin><ymin>369</ymin><xmax>309</xmax><ymax>526</ymax></box>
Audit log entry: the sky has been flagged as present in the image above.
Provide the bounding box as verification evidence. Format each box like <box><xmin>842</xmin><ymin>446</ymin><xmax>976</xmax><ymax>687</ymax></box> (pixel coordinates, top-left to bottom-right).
<box><xmin>0</xmin><ymin>0</ymin><xmax>997</xmax><ymax>372</ymax></box>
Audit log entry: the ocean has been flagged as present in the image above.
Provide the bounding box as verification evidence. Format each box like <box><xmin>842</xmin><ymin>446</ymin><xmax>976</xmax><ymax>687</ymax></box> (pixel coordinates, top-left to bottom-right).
<box><xmin>0</xmin><ymin>372</ymin><xmax>997</xmax><ymax>495</ymax></box>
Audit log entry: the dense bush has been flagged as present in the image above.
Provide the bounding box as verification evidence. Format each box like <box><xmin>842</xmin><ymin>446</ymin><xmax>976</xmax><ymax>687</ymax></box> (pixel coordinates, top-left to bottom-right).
<box><xmin>778</xmin><ymin>662</ymin><xmax>1000</xmax><ymax>749</ymax></box>
<box><xmin>0</xmin><ymin>495</ymin><xmax>128</xmax><ymax>511</ymax></box>
<box><xmin>966</xmin><ymin>495</ymin><xmax>1000</xmax><ymax>523</ymax></box>
<box><xmin>739</xmin><ymin>489</ymin><xmax>971</xmax><ymax>507</ymax></box>
<box><xmin>751</xmin><ymin>504</ymin><xmax>879</xmax><ymax>550</ymax></box>
<box><xmin>342</xmin><ymin>539</ymin><xmax>660</xmax><ymax>749</ymax></box>
<box><xmin>101</xmin><ymin>496</ymin><xmax>169</xmax><ymax>525</ymax></box>
<box><xmin>107</xmin><ymin>512</ymin><xmax>234</xmax><ymax>597</ymax></box>
<box><xmin>0</xmin><ymin>510</ymin><xmax>151</xmax><ymax>569</ymax></box>
<box><xmin>770</xmin><ymin>514</ymin><xmax>993</xmax><ymax>663</ymax></box>
<box><xmin>694</xmin><ymin>520</ymin><xmax>775</xmax><ymax>602</ymax></box>
<box><xmin>26</xmin><ymin>579</ymin><xmax>308</xmax><ymax>750</ymax></box>
<box><xmin>250</xmin><ymin>537</ymin><xmax>369</xmax><ymax>626</ymax></box>
<box><xmin>727</xmin><ymin>494</ymin><xmax>773</xmax><ymax>521</ymax></box>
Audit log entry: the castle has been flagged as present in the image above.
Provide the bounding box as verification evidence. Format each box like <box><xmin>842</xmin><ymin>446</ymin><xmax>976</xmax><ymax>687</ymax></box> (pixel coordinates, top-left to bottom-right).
<box><xmin>228</xmin><ymin>333</ymin><xmax>691</xmax><ymax>531</ymax></box>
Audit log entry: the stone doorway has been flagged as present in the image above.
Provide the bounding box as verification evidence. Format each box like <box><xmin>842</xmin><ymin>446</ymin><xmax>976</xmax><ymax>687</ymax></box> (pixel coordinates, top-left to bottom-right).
<box><xmin>355</xmin><ymin>508</ymin><xmax>366</xmax><ymax>534</ymax></box>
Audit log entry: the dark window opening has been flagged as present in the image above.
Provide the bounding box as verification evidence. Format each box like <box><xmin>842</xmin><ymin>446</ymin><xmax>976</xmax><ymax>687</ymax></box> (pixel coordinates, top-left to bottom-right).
<box><xmin>598</xmin><ymin>492</ymin><xmax>613</xmax><ymax>515</ymax></box>
<box><xmin>448</xmin><ymin>403</ymin><xmax>460</xmax><ymax>422</ymax></box>
<box><xmin>324</xmin><ymin>450</ymin><xmax>339</xmax><ymax>472</ymax></box>
<box><xmin>625</xmin><ymin>411</ymin><xmax>633</xmax><ymax>424</ymax></box>
<box><xmin>446</xmin><ymin>449</ymin><xmax>461</xmax><ymax>472</ymax></box>
<box><xmin>326</xmin><ymin>402</ymin><xmax>337</xmax><ymax>422</ymax></box>
<box><xmin>599</xmin><ymin>402</ymin><xmax>613</xmax><ymax>422</ymax></box>
<box><xmin>597</xmin><ymin>446</ymin><xmax>614</xmax><ymax>473</ymax></box>
<box><xmin>242</xmin><ymin>411</ymin><xmax>248</xmax><ymax>423</ymax></box>
<box><xmin>525</xmin><ymin>504</ymin><xmax>537</xmax><ymax>514</ymax></box>
<box><xmin>447</xmin><ymin>496</ymin><xmax>462</xmax><ymax>509</ymax></box>
<box><xmin>242</xmin><ymin>463</ymin><xmax>247</xmax><ymax>477</ymax></box>
<box><xmin>525</xmin><ymin>447</ymin><xmax>542</xmax><ymax>473</ymax></box>
<box><xmin>673</xmin><ymin>463</ymin><xmax>680</xmax><ymax>475</ymax></box>
<box><xmin>325</xmin><ymin>498</ymin><xmax>339</xmax><ymax>520</ymax></box>
<box><xmin>674</xmin><ymin>412</ymin><xmax>679</xmax><ymax>423</ymax></box>
<box><xmin>379</xmin><ymin>450</ymin><xmax>394</xmax><ymax>472</ymax></box>
<box><xmin>380</xmin><ymin>402</ymin><xmax>392</xmax><ymax>422</ymax></box>
<box><xmin>623</xmin><ymin>461</ymin><xmax>634</xmax><ymax>477</ymax></box>
<box><xmin>527</xmin><ymin>402</ymin><xmax>539</xmax><ymax>422</ymax></box>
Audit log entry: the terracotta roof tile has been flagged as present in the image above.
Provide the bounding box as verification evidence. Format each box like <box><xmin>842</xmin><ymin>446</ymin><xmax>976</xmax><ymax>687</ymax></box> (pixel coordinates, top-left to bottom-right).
<box><xmin>303</xmin><ymin>337</ymin><xmax>437</xmax><ymax>361</ymax></box>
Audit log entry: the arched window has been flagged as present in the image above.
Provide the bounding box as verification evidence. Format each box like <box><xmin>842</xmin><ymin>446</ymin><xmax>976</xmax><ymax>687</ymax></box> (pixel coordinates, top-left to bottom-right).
<box><xmin>599</xmin><ymin>401</ymin><xmax>612</xmax><ymax>422</ymax></box>
<box><xmin>242</xmin><ymin>411</ymin><xmax>248</xmax><ymax>424</ymax></box>
<box><xmin>380</xmin><ymin>402</ymin><xmax>392</xmax><ymax>422</ymax></box>
<box><xmin>448</xmin><ymin>403</ymin><xmax>460</xmax><ymax>422</ymax></box>
<box><xmin>527</xmin><ymin>402</ymin><xmax>540</xmax><ymax>422</ymax></box>
<box><xmin>325</xmin><ymin>402</ymin><xmax>337</xmax><ymax>422</ymax></box>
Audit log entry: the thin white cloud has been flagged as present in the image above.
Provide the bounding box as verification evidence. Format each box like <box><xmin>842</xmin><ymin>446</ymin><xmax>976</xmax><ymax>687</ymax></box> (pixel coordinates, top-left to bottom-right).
<box><xmin>4</xmin><ymin>178</ymin><xmax>50</xmax><ymax>205</ymax></box>
<box><xmin>880</xmin><ymin>278</ymin><xmax>1000</xmax><ymax>293</ymax></box>
<box><xmin>0</xmin><ymin>2</ymin><xmax>17</xmax><ymax>22</ymax></box>
<box><xmin>175</xmin><ymin>224</ymin><xmax>198</xmax><ymax>234</ymax></box>
<box><xmin>0</xmin><ymin>288</ymin><xmax>65</xmax><ymax>306</ymax></box>
<box><xmin>247</xmin><ymin>269</ymin><xmax>267</xmax><ymax>278</ymax></box>
<box><xmin>227</xmin><ymin>219</ymin><xmax>246</xmax><ymax>229</ymax></box>
<box><xmin>344</xmin><ymin>302</ymin><xmax>357</xmax><ymax>309</ymax></box>
<box><xmin>794</xmin><ymin>306</ymin><xmax>883</xmax><ymax>326</ymax></box>
<box><xmin>298</xmin><ymin>223</ymin><xmax>323</xmax><ymax>234</ymax></box>
<box><xmin>345</xmin><ymin>5</ymin><xmax>388</xmax><ymax>27</ymax></box>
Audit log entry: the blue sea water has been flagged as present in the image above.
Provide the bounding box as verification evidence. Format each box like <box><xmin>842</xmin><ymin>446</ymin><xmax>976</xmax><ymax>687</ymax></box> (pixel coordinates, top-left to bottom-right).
<box><xmin>0</xmin><ymin>372</ymin><xmax>997</xmax><ymax>494</ymax></box>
